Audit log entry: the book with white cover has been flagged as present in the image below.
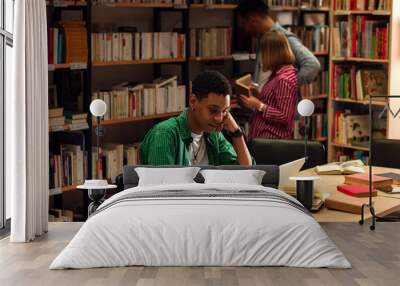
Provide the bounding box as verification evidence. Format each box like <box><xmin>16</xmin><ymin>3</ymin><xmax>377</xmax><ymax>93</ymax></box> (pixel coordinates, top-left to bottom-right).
<box><xmin>315</xmin><ymin>160</ymin><xmax>365</xmax><ymax>175</ymax></box>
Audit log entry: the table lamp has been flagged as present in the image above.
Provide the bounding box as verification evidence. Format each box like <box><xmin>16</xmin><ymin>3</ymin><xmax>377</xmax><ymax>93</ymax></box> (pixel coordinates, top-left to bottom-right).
<box><xmin>90</xmin><ymin>99</ymin><xmax>107</xmax><ymax>173</ymax></box>
<box><xmin>77</xmin><ymin>99</ymin><xmax>116</xmax><ymax>216</ymax></box>
<box><xmin>292</xmin><ymin>99</ymin><xmax>317</xmax><ymax>210</ymax></box>
<box><xmin>297</xmin><ymin>99</ymin><xmax>315</xmax><ymax>162</ymax></box>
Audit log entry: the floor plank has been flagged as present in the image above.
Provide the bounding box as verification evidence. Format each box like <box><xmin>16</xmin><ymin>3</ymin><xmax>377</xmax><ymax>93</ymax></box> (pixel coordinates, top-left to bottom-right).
<box><xmin>0</xmin><ymin>222</ymin><xmax>399</xmax><ymax>286</ymax></box>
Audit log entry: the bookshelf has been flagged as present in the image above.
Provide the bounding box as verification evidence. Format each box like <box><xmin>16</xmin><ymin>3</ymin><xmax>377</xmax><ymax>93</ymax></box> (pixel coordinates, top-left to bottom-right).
<box><xmin>47</xmin><ymin>0</ymin><xmax>92</xmax><ymax>221</ymax></box>
<box><xmin>327</xmin><ymin>0</ymin><xmax>395</xmax><ymax>162</ymax></box>
<box><xmin>268</xmin><ymin>0</ymin><xmax>330</xmax><ymax>144</ymax></box>
<box><xmin>46</xmin><ymin>0</ymin><xmax>400</xmax><ymax>220</ymax></box>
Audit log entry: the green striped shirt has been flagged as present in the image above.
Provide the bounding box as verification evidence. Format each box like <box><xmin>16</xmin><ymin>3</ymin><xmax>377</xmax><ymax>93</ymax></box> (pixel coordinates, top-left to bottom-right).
<box><xmin>139</xmin><ymin>111</ymin><xmax>238</xmax><ymax>166</ymax></box>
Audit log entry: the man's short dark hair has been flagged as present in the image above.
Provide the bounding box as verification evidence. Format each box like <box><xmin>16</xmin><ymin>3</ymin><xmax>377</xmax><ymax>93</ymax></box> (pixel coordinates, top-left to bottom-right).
<box><xmin>236</xmin><ymin>0</ymin><xmax>269</xmax><ymax>18</ymax></box>
<box><xmin>192</xmin><ymin>70</ymin><xmax>232</xmax><ymax>100</ymax></box>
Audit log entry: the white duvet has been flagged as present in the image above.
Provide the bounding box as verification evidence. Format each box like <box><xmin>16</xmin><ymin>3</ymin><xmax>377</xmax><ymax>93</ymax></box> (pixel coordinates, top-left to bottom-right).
<box><xmin>50</xmin><ymin>183</ymin><xmax>351</xmax><ymax>269</ymax></box>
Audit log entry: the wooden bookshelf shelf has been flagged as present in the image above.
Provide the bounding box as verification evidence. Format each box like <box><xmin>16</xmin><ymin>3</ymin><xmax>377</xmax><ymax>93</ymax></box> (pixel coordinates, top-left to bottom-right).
<box><xmin>96</xmin><ymin>112</ymin><xmax>181</xmax><ymax>126</ymax></box>
<box><xmin>304</xmin><ymin>94</ymin><xmax>328</xmax><ymax>100</ymax></box>
<box><xmin>332</xmin><ymin>98</ymin><xmax>387</xmax><ymax>106</ymax></box>
<box><xmin>48</xmin><ymin>63</ymin><xmax>88</xmax><ymax>71</ymax></box>
<box><xmin>314</xmin><ymin>137</ymin><xmax>327</xmax><ymax>142</ymax></box>
<box><xmin>299</xmin><ymin>7</ymin><xmax>330</xmax><ymax>12</ymax></box>
<box><xmin>270</xmin><ymin>6</ymin><xmax>299</xmax><ymax>12</ymax></box>
<box><xmin>47</xmin><ymin>1</ymin><xmax>87</xmax><ymax>7</ymax></box>
<box><xmin>270</xmin><ymin>6</ymin><xmax>329</xmax><ymax>12</ymax></box>
<box><xmin>190</xmin><ymin>4</ymin><xmax>237</xmax><ymax>9</ymax></box>
<box><xmin>313</xmin><ymin>51</ymin><xmax>329</xmax><ymax>56</ymax></box>
<box><xmin>334</xmin><ymin>10</ymin><xmax>391</xmax><ymax>16</ymax></box>
<box><xmin>49</xmin><ymin>125</ymin><xmax>89</xmax><ymax>133</ymax></box>
<box><xmin>332</xmin><ymin>57</ymin><xmax>389</xmax><ymax>64</ymax></box>
<box><xmin>190</xmin><ymin>55</ymin><xmax>232</xmax><ymax>61</ymax></box>
<box><xmin>331</xmin><ymin>143</ymin><xmax>370</xmax><ymax>152</ymax></box>
<box><xmin>92</xmin><ymin>3</ymin><xmax>175</xmax><ymax>8</ymax></box>
<box><xmin>92</xmin><ymin>58</ymin><xmax>185</xmax><ymax>67</ymax></box>
<box><xmin>62</xmin><ymin>185</ymin><xmax>79</xmax><ymax>192</ymax></box>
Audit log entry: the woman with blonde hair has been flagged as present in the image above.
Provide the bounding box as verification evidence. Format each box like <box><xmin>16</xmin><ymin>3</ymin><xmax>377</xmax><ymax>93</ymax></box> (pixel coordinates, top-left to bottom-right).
<box><xmin>240</xmin><ymin>31</ymin><xmax>298</xmax><ymax>139</ymax></box>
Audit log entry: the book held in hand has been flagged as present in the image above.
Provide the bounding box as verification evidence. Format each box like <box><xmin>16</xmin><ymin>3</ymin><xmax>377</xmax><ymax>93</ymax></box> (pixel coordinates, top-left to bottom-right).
<box><xmin>234</xmin><ymin>74</ymin><xmax>257</xmax><ymax>97</ymax></box>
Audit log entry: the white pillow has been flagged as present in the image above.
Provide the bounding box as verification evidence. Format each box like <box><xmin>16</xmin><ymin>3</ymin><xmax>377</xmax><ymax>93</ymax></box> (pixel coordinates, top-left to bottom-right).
<box><xmin>200</xmin><ymin>169</ymin><xmax>266</xmax><ymax>185</ymax></box>
<box><xmin>135</xmin><ymin>167</ymin><xmax>201</xmax><ymax>186</ymax></box>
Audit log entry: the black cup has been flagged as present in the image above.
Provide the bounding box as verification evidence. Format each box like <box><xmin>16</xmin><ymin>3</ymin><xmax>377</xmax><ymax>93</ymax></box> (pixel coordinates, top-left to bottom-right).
<box><xmin>296</xmin><ymin>180</ymin><xmax>314</xmax><ymax>210</ymax></box>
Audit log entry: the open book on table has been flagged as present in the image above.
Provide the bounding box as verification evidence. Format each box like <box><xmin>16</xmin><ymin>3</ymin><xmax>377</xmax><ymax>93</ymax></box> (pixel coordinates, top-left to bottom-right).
<box><xmin>315</xmin><ymin>159</ymin><xmax>365</xmax><ymax>175</ymax></box>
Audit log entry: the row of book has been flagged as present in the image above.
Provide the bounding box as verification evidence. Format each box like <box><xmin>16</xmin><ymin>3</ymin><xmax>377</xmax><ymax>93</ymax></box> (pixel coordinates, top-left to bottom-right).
<box><xmin>93</xmin><ymin>0</ymin><xmax>187</xmax><ymax>4</ymax></box>
<box><xmin>48</xmin><ymin>22</ymin><xmax>88</xmax><ymax>65</ymax></box>
<box><xmin>293</xmin><ymin>113</ymin><xmax>327</xmax><ymax>140</ymax></box>
<box><xmin>49</xmin><ymin>107</ymin><xmax>89</xmax><ymax>132</ymax></box>
<box><xmin>333</xmin><ymin>18</ymin><xmax>389</xmax><ymax>59</ymax></box>
<box><xmin>190</xmin><ymin>27</ymin><xmax>232</xmax><ymax>58</ymax></box>
<box><xmin>268</xmin><ymin>0</ymin><xmax>329</xmax><ymax>8</ymax></box>
<box><xmin>92</xmin><ymin>144</ymin><xmax>141</xmax><ymax>181</ymax></box>
<box><xmin>334</xmin><ymin>0</ymin><xmax>390</xmax><ymax>11</ymax></box>
<box><xmin>49</xmin><ymin>145</ymin><xmax>88</xmax><ymax>189</ymax></box>
<box><xmin>92</xmin><ymin>32</ymin><xmax>186</xmax><ymax>62</ymax></box>
<box><xmin>300</xmin><ymin>70</ymin><xmax>328</xmax><ymax>98</ymax></box>
<box><xmin>335</xmin><ymin>150</ymin><xmax>369</xmax><ymax>164</ymax></box>
<box><xmin>92</xmin><ymin>76</ymin><xmax>186</xmax><ymax>120</ymax></box>
<box><xmin>289</xmin><ymin>25</ymin><xmax>329</xmax><ymax>53</ymax></box>
<box><xmin>332</xmin><ymin>65</ymin><xmax>387</xmax><ymax>100</ymax></box>
<box><xmin>333</xmin><ymin>111</ymin><xmax>370</xmax><ymax>146</ymax></box>
<box><xmin>190</xmin><ymin>0</ymin><xmax>237</xmax><ymax>3</ymax></box>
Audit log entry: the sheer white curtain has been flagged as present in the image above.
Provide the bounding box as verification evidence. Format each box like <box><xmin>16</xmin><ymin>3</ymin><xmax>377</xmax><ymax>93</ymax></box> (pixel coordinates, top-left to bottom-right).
<box><xmin>7</xmin><ymin>0</ymin><xmax>48</xmax><ymax>242</ymax></box>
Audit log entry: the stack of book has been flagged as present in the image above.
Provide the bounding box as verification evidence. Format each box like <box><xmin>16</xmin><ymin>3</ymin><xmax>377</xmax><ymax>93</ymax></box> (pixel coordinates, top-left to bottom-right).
<box><xmin>190</xmin><ymin>27</ymin><xmax>232</xmax><ymax>58</ymax></box>
<box><xmin>92</xmin><ymin>76</ymin><xmax>186</xmax><ymax>120</ymax></box>
<box><xmin>91</xmin><ymin>31</ymin><xmax>186</xmax><ymax>62</ymax></box>
<box><xmin>344</xmin><ymin>173</ymin><xmax>393</xmax><ymax>192</ymax></box>
<box><xmin>65</xmin><ymin>112</ymin><xmax>89</xmax><ymax>131</ymax></box>
<box><xmin>49</xmin><ymin>107</ymin><xmax>66</xmax><ymax>131</ymax></box>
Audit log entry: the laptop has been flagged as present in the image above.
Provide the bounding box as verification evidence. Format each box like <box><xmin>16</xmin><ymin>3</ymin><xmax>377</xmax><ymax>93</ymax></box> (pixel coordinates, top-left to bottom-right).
<box><xmin>279</xmin><ymin>157</ymin><xmax>306</xmax><ymax>188</ymax></box>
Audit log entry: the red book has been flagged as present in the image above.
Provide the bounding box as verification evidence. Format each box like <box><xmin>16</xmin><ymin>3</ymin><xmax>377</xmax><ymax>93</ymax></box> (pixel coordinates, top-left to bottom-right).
<box><xmin>337</xmin><ymin>184</ymin><xmax>378</xmax><ymax>198</ymax></box>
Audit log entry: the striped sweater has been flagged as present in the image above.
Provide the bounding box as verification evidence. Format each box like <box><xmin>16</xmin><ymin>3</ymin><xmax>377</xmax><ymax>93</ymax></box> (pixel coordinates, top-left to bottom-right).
<box><xmin>248</xmin><ymin>65</ymin><xmax>298</xmax><ymax>140</ymax></box>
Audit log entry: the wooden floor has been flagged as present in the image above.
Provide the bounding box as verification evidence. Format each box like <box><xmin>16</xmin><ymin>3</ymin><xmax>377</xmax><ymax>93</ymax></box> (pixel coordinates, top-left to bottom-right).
<box><xmin>1</xmin><ymin>222</ymin><xmax>399</xmax><ymax>286</ymax></box>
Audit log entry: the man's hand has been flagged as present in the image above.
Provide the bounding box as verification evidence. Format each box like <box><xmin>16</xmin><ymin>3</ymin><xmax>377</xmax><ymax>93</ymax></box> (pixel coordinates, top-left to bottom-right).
<box><xmin>215</xmin><ymin>112</ymin><xmax>239</xmax><ymax>133</ymax></box>
<box><xmin>239</xmin><ymin>94</ymin><xmax>263</xmax><ymax>110</ymax></box>
<box><xmin>223</xmin><ymin>111</ymin><xmax>240</xmax><ymax>133</ymax></box>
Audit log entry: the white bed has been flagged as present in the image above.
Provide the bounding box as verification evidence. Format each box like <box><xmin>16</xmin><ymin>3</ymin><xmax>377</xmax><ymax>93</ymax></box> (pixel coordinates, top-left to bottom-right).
<box><xmin>50</xmin><ymin>183</ymin><xmax>351</xmax><ymax>269</ymax></box>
